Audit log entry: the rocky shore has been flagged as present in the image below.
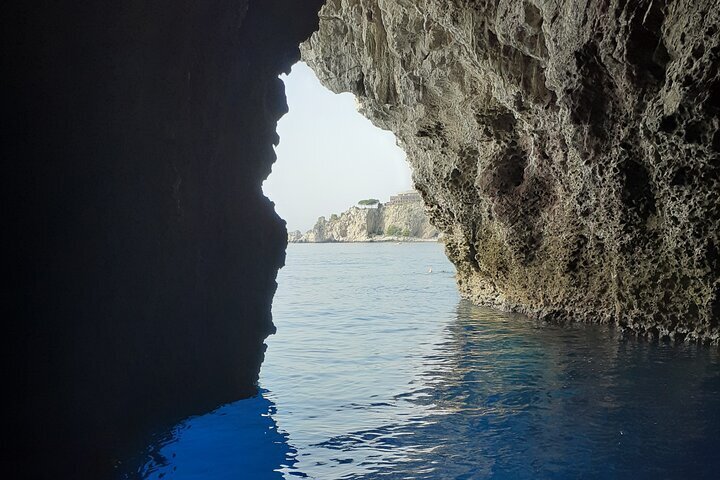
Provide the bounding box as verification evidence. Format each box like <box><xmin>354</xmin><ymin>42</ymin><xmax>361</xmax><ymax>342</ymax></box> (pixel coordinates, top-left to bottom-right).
<box><xmin>289</xmin><ymin>200</ymin><xmax>439</xmax><ymax>243</ymax></box>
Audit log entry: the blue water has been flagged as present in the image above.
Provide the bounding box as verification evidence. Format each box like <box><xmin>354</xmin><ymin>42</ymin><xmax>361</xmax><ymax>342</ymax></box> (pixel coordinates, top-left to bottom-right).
<box><xmin>129</xmin><ymin>243</ymin><xmax>720</xmax><ymax>479</ymax></box>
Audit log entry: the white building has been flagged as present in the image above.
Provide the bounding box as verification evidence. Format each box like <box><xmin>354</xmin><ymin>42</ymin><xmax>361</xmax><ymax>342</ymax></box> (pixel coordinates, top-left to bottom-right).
<box><xmin>387</xmin><ymin>190</ymin><xmax>422</xmax><ymax>205</ymax></box>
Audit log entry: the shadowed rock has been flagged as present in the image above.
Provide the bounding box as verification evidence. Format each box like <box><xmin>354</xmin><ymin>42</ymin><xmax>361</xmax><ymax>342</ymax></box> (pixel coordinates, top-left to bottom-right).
<box><xmin>5</xmin><ymin>0</ymin><xmax>323</xmax><ymax>477</ymax></box>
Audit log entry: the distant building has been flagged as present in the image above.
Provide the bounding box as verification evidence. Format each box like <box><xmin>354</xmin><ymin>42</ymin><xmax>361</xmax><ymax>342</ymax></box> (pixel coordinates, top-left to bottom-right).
<box><xmin>387</xmin><ymin>190</ymin><xmax>422</xmax><ymax>206</ymax></box>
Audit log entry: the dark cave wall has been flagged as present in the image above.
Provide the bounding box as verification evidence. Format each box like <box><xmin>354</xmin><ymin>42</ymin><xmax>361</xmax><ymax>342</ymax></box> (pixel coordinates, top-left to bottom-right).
<box><xmin>4</xmin><ymin>0</ymin><xmax>324</xmax><ymax>477</ymax></box>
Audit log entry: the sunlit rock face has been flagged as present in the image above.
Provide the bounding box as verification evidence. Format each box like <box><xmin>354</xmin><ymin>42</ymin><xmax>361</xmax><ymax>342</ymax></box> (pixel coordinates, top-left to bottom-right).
<box><xmin>6</xmin><ymin>0</ymin><xmax>323</xmax><ymax>476</ymax></box>
<box><xmin>291</xmin><ymin>202</ymin><xmax>439</xmax><ymax>242</ymax></box>
<box><xmin>302</xmin><ymin>0</ymin><xmax>720</xmax><ymax>342</ymax></box>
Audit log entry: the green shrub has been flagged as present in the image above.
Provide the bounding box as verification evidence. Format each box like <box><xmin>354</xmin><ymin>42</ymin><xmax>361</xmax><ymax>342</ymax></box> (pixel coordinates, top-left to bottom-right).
<box><xmin>386</xmin><ymin>225</ymin><xmax>401</xmax><ymax>236</ymax></box>
<box><xmin>358</xmin><ymin>198</ymin><xmax>379</xmax><ymax>206</ymax></box>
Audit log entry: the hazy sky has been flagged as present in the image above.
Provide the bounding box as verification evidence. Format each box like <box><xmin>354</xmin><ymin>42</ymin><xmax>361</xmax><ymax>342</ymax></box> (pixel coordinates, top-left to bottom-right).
<box><xmin>262</xmin><ymin>62</ymin><xmax>412</xmax><ymax>232</ymax></box>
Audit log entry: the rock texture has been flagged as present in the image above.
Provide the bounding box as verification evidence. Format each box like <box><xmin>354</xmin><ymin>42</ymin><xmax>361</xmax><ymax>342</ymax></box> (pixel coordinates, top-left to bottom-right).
<box><xmin>291</xmin><ymin>202</ymin><xmax>439</xmax><ymax>242</ymax></box>
<box><xmin>383</xmin><ymin>202</ymin><xmax>441</xmax><ymax>239</ymax></box>
<box><xmin>302</xmin><ymin>0</ymin><xmax>720</xmax><ymax>342</ymax></box>
<box><xmin>5</xmin><ymin>0</ymin><xmax>323</xmax><ymax>477</ymax></box>
<box><xmin>297</xmin><ymin>207</ymin><xmax>382</xmax><ymax>242</ymax></box>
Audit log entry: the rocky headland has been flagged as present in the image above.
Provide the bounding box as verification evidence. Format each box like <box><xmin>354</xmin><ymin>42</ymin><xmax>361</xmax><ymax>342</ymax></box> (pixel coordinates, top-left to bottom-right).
<box><xmin>289</xmin><ymin>194</ymin><xmax>439</xmax><ymax>242</ymax></box>
<box><xmin>302</xmin><ymin>0</ymin><xmax>720</xmax><ymax>342</ymax></box>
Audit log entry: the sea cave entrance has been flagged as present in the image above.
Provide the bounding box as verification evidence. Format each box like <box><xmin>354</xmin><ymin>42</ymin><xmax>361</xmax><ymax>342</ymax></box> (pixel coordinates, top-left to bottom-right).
<box><xmin>128</xmin><ymin>60</ymin><xmax>463</xmax><ymax>478</ymax></box>
<box><xmin>263</xmin><ymin>61</ymin><xmax>417</xmax><ymax>241</ymax></box>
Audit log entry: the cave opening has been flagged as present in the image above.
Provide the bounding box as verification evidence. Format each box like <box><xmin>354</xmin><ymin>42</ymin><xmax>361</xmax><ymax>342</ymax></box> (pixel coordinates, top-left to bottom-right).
<box><xmin>11</xmin><ymin>0</ymin><xmax>720</xmax><ymax>476</ymax></box>
<box><xmin>126</xmin><ymin>61</ymin><xmax>460</xmax><ymax>478</ymax></box>
<box><xmin>127</xmin><ymin>0</ymin><xmax>720</xmax><ymax>474</ymax></box>
<box><xmin>262</xmin><ymin>61</ymin><xmax>414</xmax><ymax>238</ymax></box>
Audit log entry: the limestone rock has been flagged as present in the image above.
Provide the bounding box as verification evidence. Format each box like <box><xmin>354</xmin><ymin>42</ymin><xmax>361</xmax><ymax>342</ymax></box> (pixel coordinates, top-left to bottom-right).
<box><xmin>381</xmin><ymin>202</ymin><xmax>440</xmax><ymax>239</ymax></box>
<box><xmin>302</xmin><ymin>0</ymin><xmax>720</xmax><ymax>342</ymax></box>
<box><xmin>288</xmin><ymin>230</ymin><xmax>305</xmax><ymax>242</ymax></box>
<box><xmin>292</xmin><ymin>202</ymin><xmax>439</xmax><ymax>242</ymax></box>
<box><xmin>306</xmin><ymin>207</ymin><xmax>381</xmax><ymax>242</ymax></box>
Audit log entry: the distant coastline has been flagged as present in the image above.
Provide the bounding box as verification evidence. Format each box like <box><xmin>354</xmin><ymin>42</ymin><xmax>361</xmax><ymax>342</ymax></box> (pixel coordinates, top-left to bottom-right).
<box><xmin>288</xmin><ymin>237</ymin><xmax>442</xmax><ymax>244</ymax></box>
<box><xmin>288</xmin><ymin>191</ymin><xmax>440</xmax><ymax>243</ymax></box>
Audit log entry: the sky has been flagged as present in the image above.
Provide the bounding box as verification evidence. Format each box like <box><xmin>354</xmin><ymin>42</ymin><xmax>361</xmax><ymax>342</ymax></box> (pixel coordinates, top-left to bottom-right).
<box><xmin>262</xmin><ymin>62</ymin><xmax>412</xmax><ymax>232</ymax></box>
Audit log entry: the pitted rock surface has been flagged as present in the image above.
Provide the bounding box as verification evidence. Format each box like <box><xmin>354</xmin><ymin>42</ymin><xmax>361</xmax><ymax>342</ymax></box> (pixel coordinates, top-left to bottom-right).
<box><xmin>302</xmin><ymin>0</ymin><xmax>720</xmax><ymax>342</ymax></box>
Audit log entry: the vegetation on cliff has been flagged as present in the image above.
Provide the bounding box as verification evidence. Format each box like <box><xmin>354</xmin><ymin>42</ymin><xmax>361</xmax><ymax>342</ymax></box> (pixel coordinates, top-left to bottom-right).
<box><xmin>289</xmin><ymin>196</ymin><xmax>438</xmax><ymax>242</ymax></box>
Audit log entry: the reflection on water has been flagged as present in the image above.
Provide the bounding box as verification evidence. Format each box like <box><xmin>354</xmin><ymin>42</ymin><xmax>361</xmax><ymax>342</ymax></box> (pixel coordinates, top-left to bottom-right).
<box><xmin>130</xmin><ymin>392</ymin><xmax>298</xmax><ymax>479</ymax></box>
<box><xmin>128</xmin><ymin>243</ymin><xmax>720</xmax><ymax>479</ymax></box>
<box><xmin>390</xmin><ymin>303</ymin><xmax>720</xmax><ymax>479</ymax></box>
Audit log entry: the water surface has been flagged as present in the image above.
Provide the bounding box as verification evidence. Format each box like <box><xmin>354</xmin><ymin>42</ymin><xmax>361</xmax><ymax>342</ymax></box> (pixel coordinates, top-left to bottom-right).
<box><xmin>130</xmin><ymin>243</ymin><xmax>720</xmax><ymax>479</ymax></box>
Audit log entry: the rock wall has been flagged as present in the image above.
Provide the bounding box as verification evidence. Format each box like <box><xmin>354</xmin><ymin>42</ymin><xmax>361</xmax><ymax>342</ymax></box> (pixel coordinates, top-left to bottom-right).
<box><xmin>5</xmin><ymin>0</ymin><xmax>323</xmax><ymax>476</ymax></box>
<box><xmin>297</xmin><ymin>207</ymin><xmax>383</xmax><ymax>242</ymax></box>
<box><xmin>382</xmin><ymin>203</ymin><xmax>441</xmax><ymax>239</ymax></box>
<box><xmin>302</xmin><ymin>0</ymin><xmax>720</xmax><ymax>342</ymax></box>
<box><xmin>291</xmin><ymin>202</ymin><xmax>439</xmax><ymax>242</ymax></box>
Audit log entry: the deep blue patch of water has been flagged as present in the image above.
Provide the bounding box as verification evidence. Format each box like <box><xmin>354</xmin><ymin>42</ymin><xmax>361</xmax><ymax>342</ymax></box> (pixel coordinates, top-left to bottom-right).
<box><xmin>127</xmin><ymin>243</ymin><xmax>720</xmax><ymax>479</ymax></box>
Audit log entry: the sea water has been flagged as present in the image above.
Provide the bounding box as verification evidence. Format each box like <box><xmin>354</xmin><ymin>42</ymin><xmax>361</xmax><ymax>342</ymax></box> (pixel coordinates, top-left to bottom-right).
<box><xmin>130</xmin><ymin>243</ymin><xmax>720</xmax><ymax>479</ymax></box>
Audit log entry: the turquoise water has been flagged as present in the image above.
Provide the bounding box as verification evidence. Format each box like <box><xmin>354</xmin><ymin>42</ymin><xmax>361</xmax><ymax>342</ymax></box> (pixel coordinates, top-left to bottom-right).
<box><xmin>131</xmin><ymin>243</ymin><xmax>720</xmax><ymax>479</ymax></box>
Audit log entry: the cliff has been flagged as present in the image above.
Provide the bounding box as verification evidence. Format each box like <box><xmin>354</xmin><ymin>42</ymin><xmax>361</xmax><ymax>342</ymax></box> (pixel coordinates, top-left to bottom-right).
<box><xmin>290</xmin><ymin>202</ymin><xmax>439</xmax><ymax>242</ymax></box>
<box><xmin>302</xmin><ymin>0</ymin><xmax>720</xmax><ymax>342</ymax></box>
<box><xmin>5</xmin><ymin>0</ymin><xmax>324</xmax><ymax>476</ymax></box>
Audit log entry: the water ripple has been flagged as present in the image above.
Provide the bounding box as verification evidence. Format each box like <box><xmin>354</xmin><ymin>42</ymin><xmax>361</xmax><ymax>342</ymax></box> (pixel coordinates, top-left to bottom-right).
<box><xmin>127</xmin><ymin>243</ymin><xmax>720</xmax><ymax>479</ymax></box>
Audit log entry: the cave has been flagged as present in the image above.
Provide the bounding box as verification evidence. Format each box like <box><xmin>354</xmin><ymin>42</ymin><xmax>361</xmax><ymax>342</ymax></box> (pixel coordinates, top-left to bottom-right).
<box><xmin>7</xmin><ymin>1</ymin><xmax>326</xmax><ymax>477</ymax></box>
<box><xmin>6</xmin><ymin>0</ymin><xmax>719</xmax><ymax>477</ymax></box>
